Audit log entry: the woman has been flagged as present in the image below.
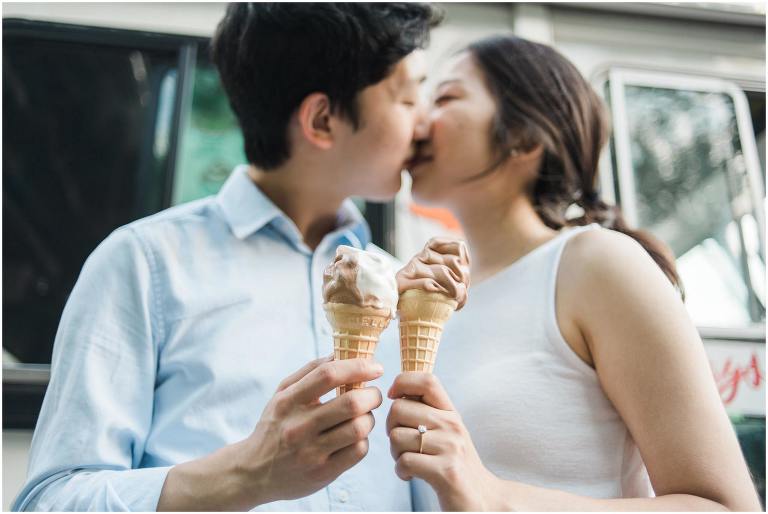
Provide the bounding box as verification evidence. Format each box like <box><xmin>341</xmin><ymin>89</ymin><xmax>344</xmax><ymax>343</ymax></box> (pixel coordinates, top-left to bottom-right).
<box><xmin>387</xmin><ymin>35</ymin><xmax>761</xmax><ymax>511</ymax></box>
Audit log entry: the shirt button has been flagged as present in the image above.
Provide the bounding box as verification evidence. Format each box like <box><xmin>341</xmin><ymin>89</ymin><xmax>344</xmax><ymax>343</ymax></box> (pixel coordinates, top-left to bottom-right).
<box><xmin>337</xmin><ymin>489</ymin><xmax>349</xmax><ymax>503</ymax></box>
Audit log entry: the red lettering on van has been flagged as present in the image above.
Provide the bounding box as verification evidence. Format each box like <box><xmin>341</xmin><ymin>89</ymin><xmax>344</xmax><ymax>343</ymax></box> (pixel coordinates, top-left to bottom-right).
<box><xmin>712</xmin><ymin>353</ymin><xmax>763</xmax><ymax>405</ymax></box>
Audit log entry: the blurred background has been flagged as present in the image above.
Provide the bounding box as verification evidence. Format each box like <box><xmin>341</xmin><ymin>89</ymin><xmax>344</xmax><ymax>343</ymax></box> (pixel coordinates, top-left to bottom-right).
<box><xmin>2</xmin><ymin>2</ymin><xmax>765</xmax><ymax>509</ymax></box>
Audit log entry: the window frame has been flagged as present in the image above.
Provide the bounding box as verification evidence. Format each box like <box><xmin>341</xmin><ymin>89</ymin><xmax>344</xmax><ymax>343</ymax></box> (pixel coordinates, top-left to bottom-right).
<box><xmin>596</xmin><ymin>66</ymin><xmax>766</xmax><ymax>333</ymax></box>
<box><xmin>4</xmin><ymin>18</ymin><xmax>209</xmax><ymax>208</ymax></box>
<box><xmin>2</xmin><ymin>19</ymin><xmax>206</xmax><ymax>427</ymax></box>
<box><xmin>606</xmin><ymin>68</ymin><xmax>765</xmax><ymax>235</ymax></box>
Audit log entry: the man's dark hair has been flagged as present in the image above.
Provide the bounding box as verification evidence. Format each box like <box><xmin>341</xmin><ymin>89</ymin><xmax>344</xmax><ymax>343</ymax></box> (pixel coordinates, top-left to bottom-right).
<box><xmin>210</xmin><ymin>3</ymin><xmax>442</xmax><ymax>170</ymax></box>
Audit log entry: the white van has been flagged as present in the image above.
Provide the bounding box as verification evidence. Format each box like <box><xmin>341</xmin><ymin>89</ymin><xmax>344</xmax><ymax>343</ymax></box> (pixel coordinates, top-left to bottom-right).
<box><xmin>3</xmin><ymin>3</ymin><xmax>765</xmax><ymax>509</ymax></box>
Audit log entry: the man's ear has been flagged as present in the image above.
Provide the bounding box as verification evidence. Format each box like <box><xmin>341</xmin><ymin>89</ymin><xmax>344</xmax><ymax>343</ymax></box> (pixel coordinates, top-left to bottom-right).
<box><xmin>297</xmin><ymin>92</ymin><xmax>334</xmax><ymax>150</ymax></box>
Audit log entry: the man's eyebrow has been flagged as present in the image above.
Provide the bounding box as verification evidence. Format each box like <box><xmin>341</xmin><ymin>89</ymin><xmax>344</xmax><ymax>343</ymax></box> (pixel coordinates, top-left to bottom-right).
<box><xmin>405</xmin><ymin>74</ymin><xmax>427</xmax><ymax>88</ymax></box>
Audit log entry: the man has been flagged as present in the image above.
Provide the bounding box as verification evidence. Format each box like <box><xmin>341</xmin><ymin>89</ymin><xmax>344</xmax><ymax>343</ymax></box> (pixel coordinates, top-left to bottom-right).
<box><xmin>12</xmin><ymin>3</ymin><xmax>441</xmax><ymax>511</ymax></box>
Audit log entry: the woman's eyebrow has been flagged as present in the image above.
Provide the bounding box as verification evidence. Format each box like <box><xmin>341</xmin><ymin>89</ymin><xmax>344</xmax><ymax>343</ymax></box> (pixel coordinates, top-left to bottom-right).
<box><xmin>435</xmin><ymin>78</ymin><xmax>462</xmax><ymax>89</ymax></box>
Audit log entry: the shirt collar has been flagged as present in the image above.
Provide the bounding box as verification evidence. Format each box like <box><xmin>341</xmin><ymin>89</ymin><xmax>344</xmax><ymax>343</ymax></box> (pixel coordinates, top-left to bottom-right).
<box><xmin>217</xmin><ymin>165</ymin><xmax>372</xmax><ymax>250</ymax></box>
<box><xmin>216</xmin><ymin>165</ymin><xmax>282</xmax><ymax>240</ymax></box>
<box><xmin>335</xmin><ymin>198</ymin><xmax>372</xmax><ymax>250</ymax></box>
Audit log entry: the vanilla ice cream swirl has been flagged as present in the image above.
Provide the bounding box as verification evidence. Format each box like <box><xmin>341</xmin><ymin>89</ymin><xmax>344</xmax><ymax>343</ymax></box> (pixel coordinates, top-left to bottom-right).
<box><xmin>323</xmin><ymin>246</ymin><xmax>399</xmax><ymax>317</ymax></box>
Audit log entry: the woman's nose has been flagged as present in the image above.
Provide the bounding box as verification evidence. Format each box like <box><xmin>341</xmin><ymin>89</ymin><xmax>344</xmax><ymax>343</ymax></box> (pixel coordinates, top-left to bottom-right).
<box><xmin>413</xmin><ymin>104</ymin><xmax>431</xmax><ymax>142</ymax></box>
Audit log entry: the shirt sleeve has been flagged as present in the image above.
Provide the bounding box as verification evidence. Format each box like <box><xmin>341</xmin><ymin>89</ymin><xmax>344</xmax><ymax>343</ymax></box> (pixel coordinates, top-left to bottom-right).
<box><xmin>12</xmin><ymin>226</ymin><xmax>170</xmax><ymax>512</ymax></box>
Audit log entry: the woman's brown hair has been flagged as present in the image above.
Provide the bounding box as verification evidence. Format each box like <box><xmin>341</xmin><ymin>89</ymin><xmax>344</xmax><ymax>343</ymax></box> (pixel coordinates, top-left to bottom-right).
<box><xmin>467</xmin><ymin>35</ymin><xmax>684</xmax><ymax>298</ymax></box>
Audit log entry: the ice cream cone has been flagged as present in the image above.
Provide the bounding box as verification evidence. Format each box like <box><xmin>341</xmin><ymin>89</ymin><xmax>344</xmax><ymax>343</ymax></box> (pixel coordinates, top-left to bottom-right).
<box><xmin>397</xmin><ymin>289</ymin><xmax>458</xmax><ymax>373</ymax></box>
<box><xmin>324</xmin><ymin>302</ymin><xmax>392</xmax><ymax>396</ymax></box>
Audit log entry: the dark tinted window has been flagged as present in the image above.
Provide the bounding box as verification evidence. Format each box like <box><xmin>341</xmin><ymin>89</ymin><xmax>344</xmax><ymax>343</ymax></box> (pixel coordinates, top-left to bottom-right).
<box><xmin>3</xmin><ymin>29</ymin><xmax>179</xmax><ymax>364</ymax></box>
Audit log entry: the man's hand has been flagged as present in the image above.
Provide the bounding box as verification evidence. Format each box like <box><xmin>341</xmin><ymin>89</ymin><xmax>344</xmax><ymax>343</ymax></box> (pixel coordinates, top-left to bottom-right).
<box><xmin>158</xmin><ymin>355</ymin><xmax>384</xmax><ymax>511</ymax></box>
<box><xmin>238</xmin><ymin>355</ymin><xmax>385</xmax><ymax>504</ymax></box>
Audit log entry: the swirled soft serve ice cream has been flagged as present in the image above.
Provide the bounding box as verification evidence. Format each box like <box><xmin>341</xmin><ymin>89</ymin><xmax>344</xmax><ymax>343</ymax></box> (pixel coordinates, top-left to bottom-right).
<box><xmin>323</xmin><ymin>245</ymin><xmax>398</xmax><ymax>395</ymax></box>
<box><xmin>396</xmin><ymin>238</ymin><xmax>470</xmax><ymax>372</ymax></box>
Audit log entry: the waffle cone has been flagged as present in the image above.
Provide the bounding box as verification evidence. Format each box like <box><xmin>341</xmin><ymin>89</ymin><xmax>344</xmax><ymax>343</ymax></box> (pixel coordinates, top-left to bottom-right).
<box><xmin>397</xmin><ymin>289</ymin><xmax>458</xmax><ymax>373</ymax></box>
<box><xmin>324</xmin><ymin>302</ymin><xmax>392</xmax><ymax>396</ymax></box>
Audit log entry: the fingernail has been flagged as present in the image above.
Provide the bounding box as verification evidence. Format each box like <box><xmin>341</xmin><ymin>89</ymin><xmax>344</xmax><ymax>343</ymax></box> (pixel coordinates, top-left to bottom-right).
<box><xmin>374</xmin><ymin>364</ymin><xmax>384</xmax><ymax>375</ymax></box>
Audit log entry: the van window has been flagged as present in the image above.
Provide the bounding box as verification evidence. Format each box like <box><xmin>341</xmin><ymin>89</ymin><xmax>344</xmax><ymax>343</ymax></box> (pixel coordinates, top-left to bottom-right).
<box><xmin>3</xmin><ymin>27</ymin><xmax>181</xmax><ymax>364</ymax></box>
<box><xmin>607</xmin><ymin>70</ymin><xmax>765</xmax><ymax>329</ymax></box>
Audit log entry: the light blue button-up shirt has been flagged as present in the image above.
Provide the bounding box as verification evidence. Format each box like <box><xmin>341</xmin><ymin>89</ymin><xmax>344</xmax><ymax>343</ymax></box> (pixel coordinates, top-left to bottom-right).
<box><xmin>12</xmin><ymin>165</ymin><xmax>410</xmax><ymax>512</ymax></box>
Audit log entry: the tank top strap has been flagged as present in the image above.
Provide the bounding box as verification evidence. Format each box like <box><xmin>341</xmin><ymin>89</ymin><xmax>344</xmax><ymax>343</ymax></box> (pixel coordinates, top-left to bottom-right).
<box><xmin>543</xmin><ymin>223</ymin><xmax>602</xmax><ymax>376</ymax></box>
<box><xmin>546</xmin><ymin>223</ymin><xmax>601</xmax><ymax>287</ymax></box>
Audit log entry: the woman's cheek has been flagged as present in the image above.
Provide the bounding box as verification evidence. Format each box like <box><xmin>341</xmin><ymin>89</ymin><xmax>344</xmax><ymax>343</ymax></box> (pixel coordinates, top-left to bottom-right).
<box><xmin>433</xmin><ymin>112</ymin><xmax>468</xmax><ymax>153</ymax></box>
<box><xmin>430</xmin><ymin>117</ymin><xmax>452</xmax><ymax>159</ymax></box>
<box><xmin>430</xmin><ymin>114</ymin><xmax>447</xmax><ymax>138</ymax></box>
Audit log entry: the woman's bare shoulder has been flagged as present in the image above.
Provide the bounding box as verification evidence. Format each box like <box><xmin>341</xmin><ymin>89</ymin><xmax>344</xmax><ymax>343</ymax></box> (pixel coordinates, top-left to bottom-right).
<box><xmin>557</xmin><ymin>227</ymin><xmax>682</xmax><ymax>345</ymax></box>
<box><xmin>559</xmin><ymin>227</ymin><xmax>669</xmax><ymax>291</ymax></box>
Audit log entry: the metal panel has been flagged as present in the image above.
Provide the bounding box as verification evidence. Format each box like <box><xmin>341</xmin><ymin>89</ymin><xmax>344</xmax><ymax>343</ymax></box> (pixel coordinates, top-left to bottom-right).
<box><xmin>607</xmin><ymin>69</ymin><xmax>640</xmax><ymax>226</ymax></box>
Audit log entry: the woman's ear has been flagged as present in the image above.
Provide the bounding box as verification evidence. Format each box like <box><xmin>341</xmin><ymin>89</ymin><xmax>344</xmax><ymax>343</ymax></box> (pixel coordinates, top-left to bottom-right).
<box><xmin>511</xmin><ymin>142</ymin><xmax>545</xmax><ymax>184</ymax></box>
<box><xmin>515</xmin><ymin>143</ymin><xmax>544</xmax><ymax>162</ymax></box>
<box><xmin>504</xmin><ymin>128</ymin><xmax>544</xmax><ymax>162</ymax></box>
<box><xmin>297</xmin><ymin>92</ymin><xmax>334</xmax><ymax>150</ymax></box>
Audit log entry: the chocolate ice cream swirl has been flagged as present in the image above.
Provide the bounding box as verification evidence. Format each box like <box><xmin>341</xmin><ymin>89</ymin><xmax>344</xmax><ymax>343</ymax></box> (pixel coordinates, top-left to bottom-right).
<box><xmin>323</xmin><ymin>248</ymin><xmax>362</xmax><ymax>305</ymax></box>
<box><xmin>396</xmin><ymin>237</ymin><xmax>471</xmax><ymax>310</ymax></box>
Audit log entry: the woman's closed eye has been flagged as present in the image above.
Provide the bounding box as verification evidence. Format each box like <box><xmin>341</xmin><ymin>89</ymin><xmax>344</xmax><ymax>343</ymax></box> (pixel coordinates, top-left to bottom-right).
<box><xmin>434</xmin><ymin>95</ymin><xmax>456</xmax><ymax>106</ymax></box>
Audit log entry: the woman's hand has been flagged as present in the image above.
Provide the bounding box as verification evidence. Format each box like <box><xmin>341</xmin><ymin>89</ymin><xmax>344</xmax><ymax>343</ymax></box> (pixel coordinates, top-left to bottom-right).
<box><xmin>386</xmin><ymin>372</ymin><xmax>502</xmax><ymax>511</ymax></box>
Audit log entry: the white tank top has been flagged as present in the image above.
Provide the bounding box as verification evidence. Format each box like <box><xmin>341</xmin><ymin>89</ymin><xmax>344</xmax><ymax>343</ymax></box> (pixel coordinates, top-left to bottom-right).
<box><xmin>412</xmin><ymin>224</ymin><xmax>655</xmax><ymax>511</ymax></box>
